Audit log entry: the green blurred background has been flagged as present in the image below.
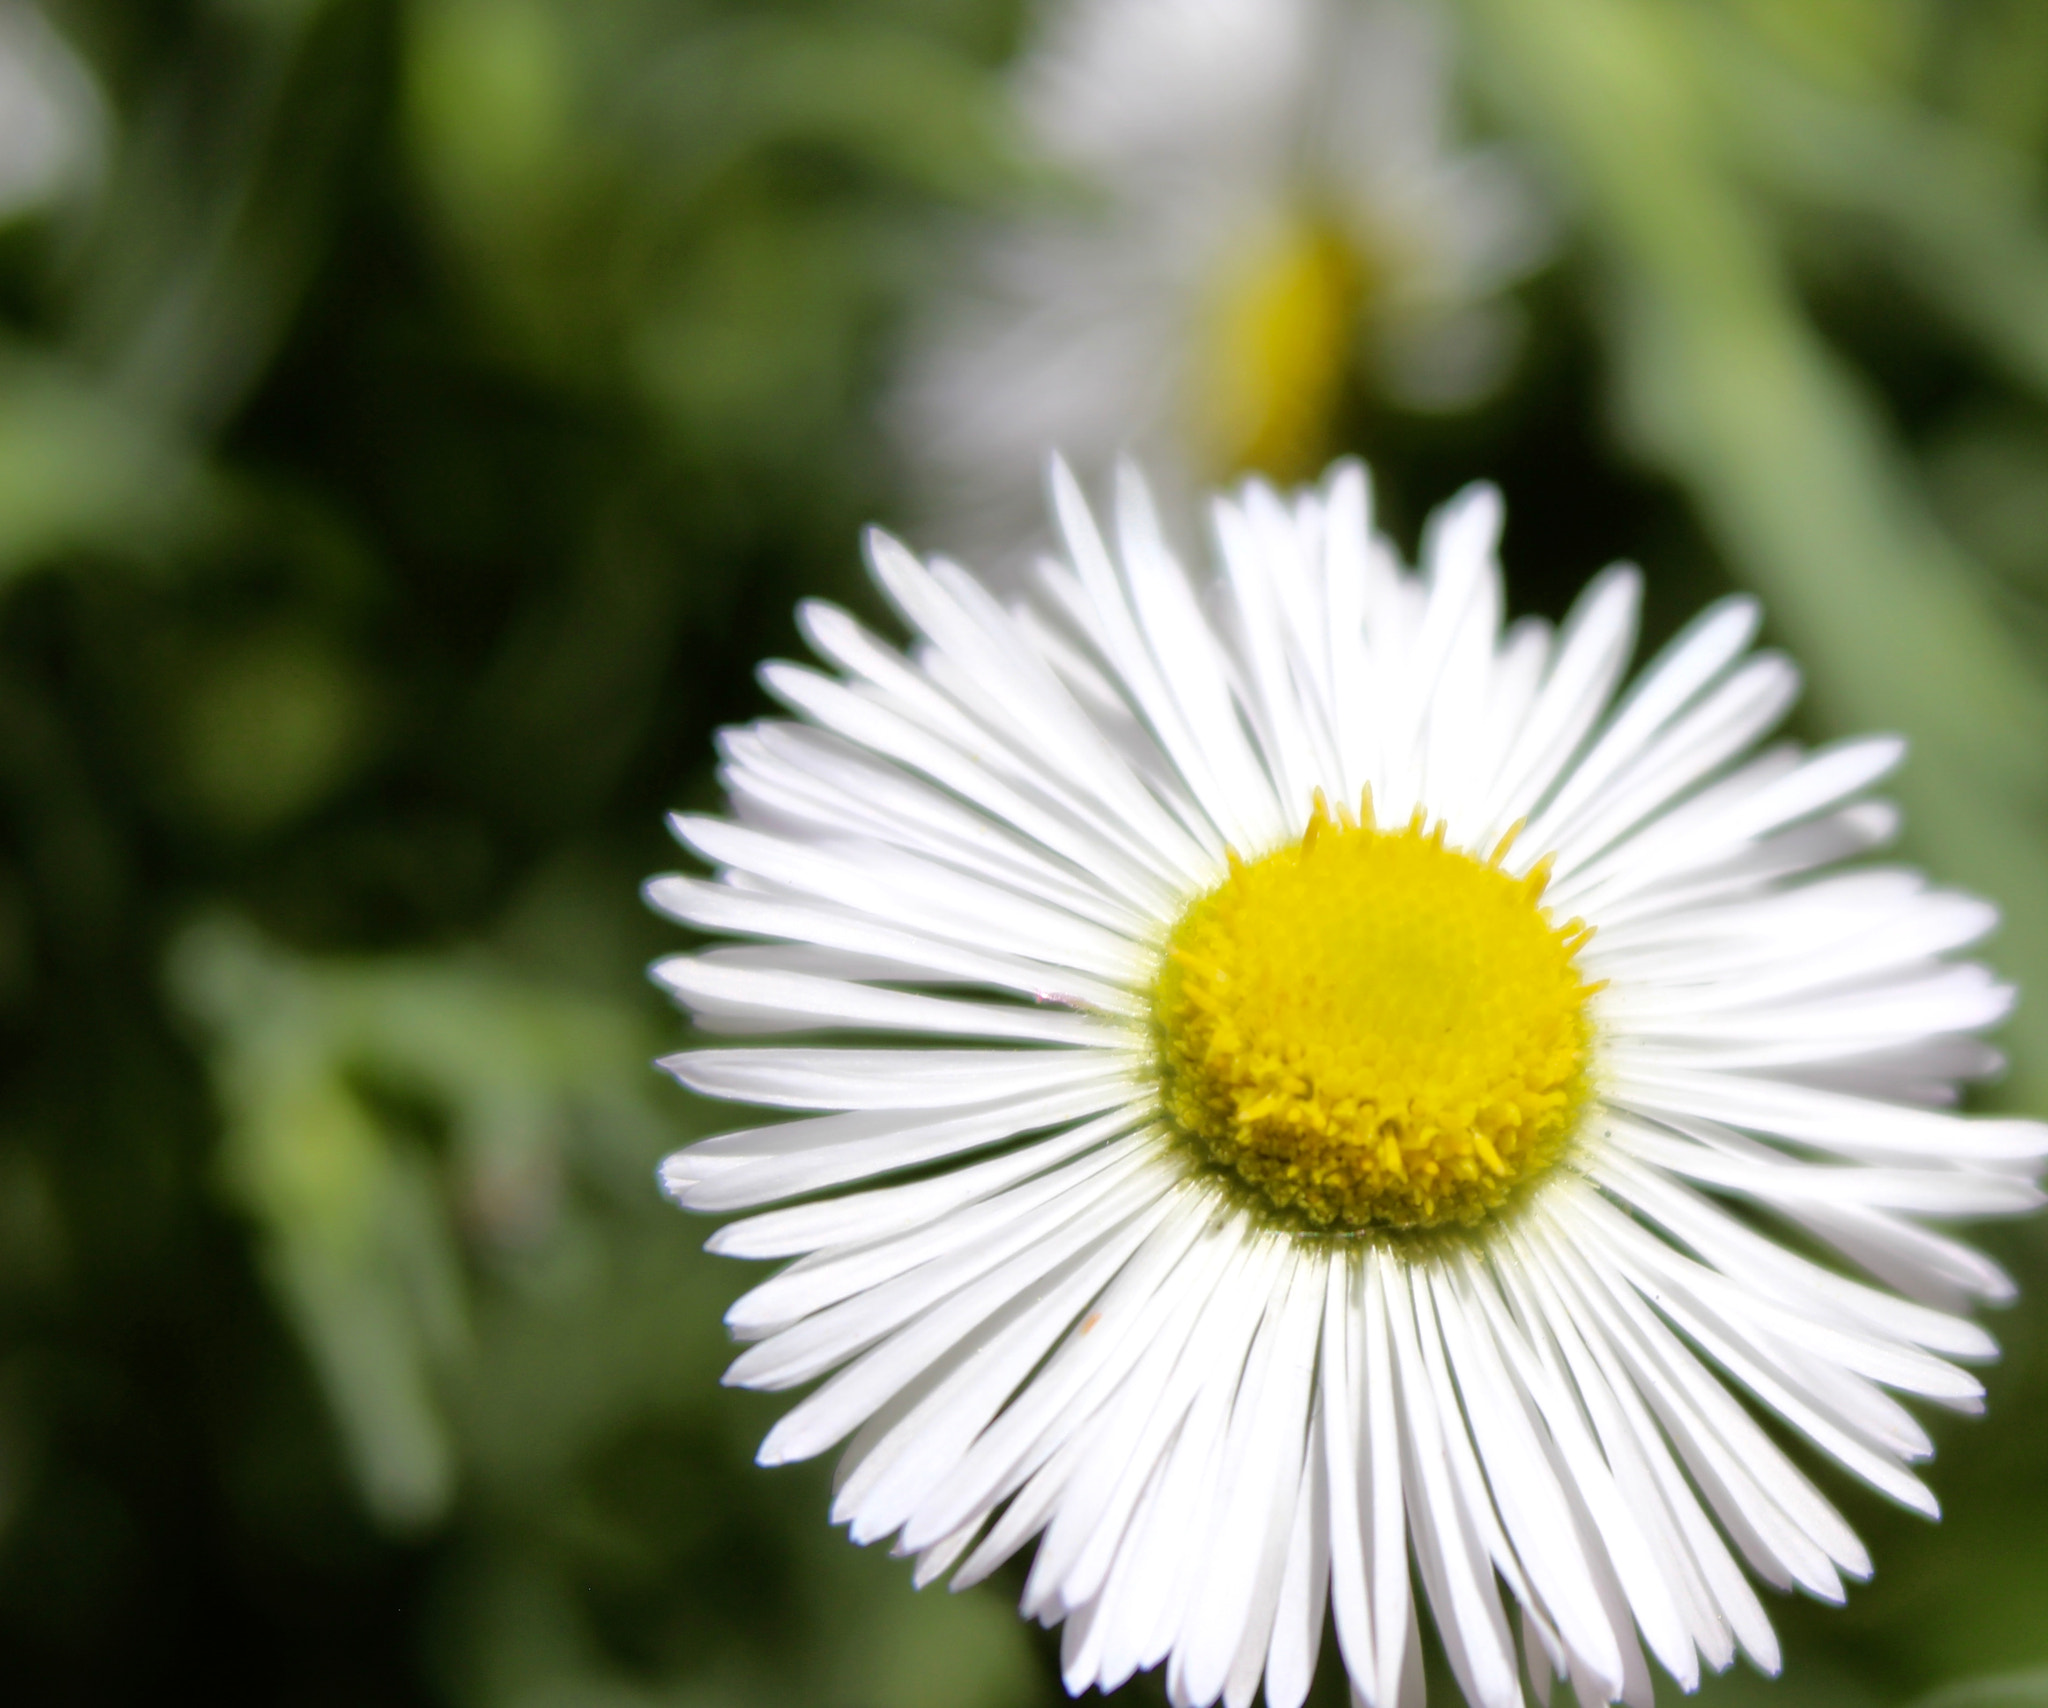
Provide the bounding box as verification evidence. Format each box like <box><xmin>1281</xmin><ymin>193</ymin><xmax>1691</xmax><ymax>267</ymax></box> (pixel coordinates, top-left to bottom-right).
<box><xmin>5</xmin><ymin>1</ymin><xmax>2048</xmax><ymax>1703</ymax></box>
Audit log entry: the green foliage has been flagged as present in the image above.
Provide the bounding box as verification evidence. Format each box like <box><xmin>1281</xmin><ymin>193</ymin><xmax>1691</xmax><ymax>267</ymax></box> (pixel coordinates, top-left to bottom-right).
<box><xmin>3</xmin><ymin>0</ymin><xmax>2048</xmax><ymax>1702</ymax></box>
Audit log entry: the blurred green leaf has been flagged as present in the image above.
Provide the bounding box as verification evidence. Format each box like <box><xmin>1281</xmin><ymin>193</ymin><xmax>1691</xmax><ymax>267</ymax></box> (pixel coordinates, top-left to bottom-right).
<box><xmin>1915</xmin><ymin>1672</ymin><xmax>2048</xmax><ymax>1708</ymax></box>
<box><xmin>169</xmin><ymin>913</ymin><xmax>669</xmax><ymax>1530</ymax></box>
<box><xmin>0</xmin><ymin>352</ymin><xmax>217</xmax><ymax>581</ymax></box>
<box><xmin>175</xmin><ymin>625</ymin><xmax>380</xmax><ymax>835</ymax></box>
<box><xmin>405</xmin><ymin>0</ymin><xmax>577</xmax><ymax>217</ymax></box>
<box><xmin>67</xmin><ymin>0</ymin><xmax>366</xmax><ymax>432</ymax></box>
<box><xmin>627</xmin><ymin>14</ymin><xmax>1024</xmax><ymax>201</ymax></box>
<box><xmin>1927</xmin><ymin>410</ymin><xmax>2048</xmax><ymax>606</ymax></box>
<box><xmin>1692</xmin><ymin>7</ymin><xmax>2048</xmax><ymax>407</ymax></box>
<box><xmin>403</xmin><ymin>0</ymin><xmax>1020</xmax><ymax>438</ymax></box>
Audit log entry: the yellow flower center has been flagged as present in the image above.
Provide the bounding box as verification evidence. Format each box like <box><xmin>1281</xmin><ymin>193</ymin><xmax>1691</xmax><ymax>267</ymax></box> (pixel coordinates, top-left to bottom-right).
<box><xmin>1195</xmin><ymin>218</ymin><xmax>1368</xmax><ymax>483</ymax></box>
<box><xmin>1152</xmin><ymin>794</ymin><xmax>1599</xmax><ymax>1232</ymax></box>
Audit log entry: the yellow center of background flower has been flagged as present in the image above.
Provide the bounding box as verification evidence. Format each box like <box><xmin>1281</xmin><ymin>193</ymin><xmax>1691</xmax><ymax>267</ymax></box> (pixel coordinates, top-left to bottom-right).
<box><xmin>1152</xmin><ymin>795</ymin><xmax>1598</xmax><ymax>1231</ymax></box>
<box><xmin>1196</xmin><ymin>218</ymin><xmax>1367</xmax><ymax>483</ymax></box>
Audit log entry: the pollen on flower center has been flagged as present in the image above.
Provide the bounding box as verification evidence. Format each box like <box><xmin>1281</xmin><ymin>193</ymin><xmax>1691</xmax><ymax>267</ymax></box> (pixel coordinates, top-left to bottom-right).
<box><xmin>1152</xmin><ymin>792</ymin><xmax>1599</xmax><ymax>1232</ymax></box>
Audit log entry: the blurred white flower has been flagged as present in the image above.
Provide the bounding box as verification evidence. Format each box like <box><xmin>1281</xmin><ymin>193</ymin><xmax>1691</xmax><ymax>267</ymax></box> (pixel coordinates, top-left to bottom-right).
<box><xmin>0</xmin><ymin>3</ymin><xmax>104</xmax><ymax>220</ymax></box>
<box><xmin>891</xmin><ymin>0</ymin><xmax>1550</xmax><ymax>577</ymax></box>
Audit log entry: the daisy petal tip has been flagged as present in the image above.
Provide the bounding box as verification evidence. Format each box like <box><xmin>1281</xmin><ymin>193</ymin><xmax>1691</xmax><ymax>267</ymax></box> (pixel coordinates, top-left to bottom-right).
<box><xmin>754</xmin><ymin>1416</ymin><xmax>818</xmax><ymax>1467</ymax></box>
<box><xmin>700</xmin><ymin>1220</ymin><xmax>751</xmax><ymax>1257</ymax></box>
<box><xmin>1949</xmin><ymin>1321</ymin><xmax>2000</xmax><ymax>1363</ymax></box>
<box><xmin>1711</xmin><ymin>590</ymin><xmax>1766</xmax><ymax>643</ymax></box>
<box><xmin>755</xmin><ymin>656</ymin><xmax>817</xmax><ymax>710</ymax></box>
<box><xmin>654</xmin><ymin>1153</ymin><xmax>693</xmax><ymax>1204</ymax></box>
<box><xmin>647</xmin><ymin>954</ymin><xmax>694</xmax><ymax>999</ymax></box>
<box><xmin>1048</xmin><ymin>455</ymin><xmax>1105</xmax><ymax>552</ymax></box>
<box><xmin>642</xmin><ymin>874</ymin><xmax>689</xmax><ymax>921</ymax></box>
<box><xmin>1742</xmin><ymin>1630</ymin><xmax>1784</xmax><ymax>1678</ymax></box>
<box><xmin>1452</xmin><ymin>476</ymin><xmax>1506</xmax><ymax>534</ymax></box>
<box><xmin>661</xmin><ymin>814</ymin><xmax>722</xmax><ymax>865</ymax></box>
<box><xmin>1321</xmin><ymin>451</ymin><xmax>1368</xmax><ymax>497</ymax></box>
<box><xmin>861</xmin><ymin>525</ymin><xmax>924</xmax><ymax>590</ymax></box>
<box><xmin>1853</xmin><ymin>732</ymin><xmax>1910</xmax><ymax>781</ymax></box>
<box><xmin>793</xmin><ymin>596</ymin><xmax>855</xmax><ymax>657</ymax></box>
<box><xmin>1046</xmin><ymin>448</ymin><xmax>1083</xmax><ymax>508</ymax></box>
<box><xmin>1981</xmin><ymin>1264</ymin><xmax>2021</xmax><ymax>1306</ymax></box>
<box><xmin>653</xmin><ymin>1050</ymin><xmax>704</xmax><ymax>1090</ymax></box>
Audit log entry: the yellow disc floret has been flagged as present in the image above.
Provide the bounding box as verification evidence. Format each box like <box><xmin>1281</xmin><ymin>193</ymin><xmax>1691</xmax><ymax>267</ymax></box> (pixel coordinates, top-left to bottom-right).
<box><xmin>1152</xmin><ymin>793</ymin><xmax>1599</xmax><ymax>1232</ymax></box>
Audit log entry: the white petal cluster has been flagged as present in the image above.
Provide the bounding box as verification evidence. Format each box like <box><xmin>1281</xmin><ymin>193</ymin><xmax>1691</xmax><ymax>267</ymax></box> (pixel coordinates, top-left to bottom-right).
<box><xmin>649</xmin><ymin>461</ymin><xmax>2044</xmax><ymax>1708</ymax></box>
<box><xmin>891</xmin><ymin>0</ymin><xmax>1550</xmax><ymax>579</ymax></box>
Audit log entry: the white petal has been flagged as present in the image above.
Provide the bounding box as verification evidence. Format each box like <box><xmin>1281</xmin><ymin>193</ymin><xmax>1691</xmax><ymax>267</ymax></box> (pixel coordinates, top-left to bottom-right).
<box><xmin>1263</xmin><ymin>1388</ymin><xmax>1332</xmax><ymax>1708</ymax></box>
<box><xmin>834</xmin><ymin>1203</ymin><xmax>1166</xmax><ymax>1544</ymax></box>
<box><xmin>1051</xmin><ymin>458</ymin><xmax>1280</xmax><ymax>853</ymax></box>
<box><xmin>754</xmin><ymin>1167</ymin><xmax>1165</xmax><ymax>1464</ymax></box>
<box><xmin>865</xmin><ymin>529</ymin><xmax>1219</xmax><ymax>885</ymax></box>
<box><xmin>706</xmin><ymin>1102</ymin><xmax>1145</xmax><ymax>1259</ymax></box>
<box><xmin>1382</xmin><ymin>1255</ymin><xmax>1520</xmax><ymax>1708</ymax></box>
<box><xmin>1502</xmin><ymin>1225</ymin><xmax>1778</xmax><ymax>1674</ymax></box>
<box><xmin>723</xmin><ymin>1134</ymin><xmax>1153</xmax><ymax>1340</ymax></box>
<box><xmin>665</xmin><ymin>1044</ymin><xmax>1130</xmax><ymax>1114</ymax></box>
<box><xmin>1544</xmin><ymin>654</ymin><xmax>1800</xmax><ymax>879</ymax></box>
<box><xmin>1321</xmin><ymin>1258</ymin><xmax>1379</xmax><ymax>1695</ymax></box>
<box><xmin>1533</xmin><ymin>1209</ymin><xmax>1864</xmax><ymax>1590</ymax></box>
<box><xmin>1117</xmin><ymin>468</ymin><xmax>1293</xmax><ymax>847</ymax></box>
<box><xmin>654</xmin><ymin>955</ymin><xmax>1124</xmax><ymax>1046</ymax></box>
<box><xmin>1606</xmin><ymin>1064</ymin><xmax>2048</xmax><ymax>1166</ymax></box>
<box><xmin>1602</xmin><ymin>1118</ymin><xmax>2042</xmax><ymax>1217</ymax></box>
<box><xmin>1519</xmin><ymin>595</ymin><xmax>1761</xmax><ymax>862</ymax></box>
<box><xmin>729</xmin><ymin>1147</ymin><xmax>1162</xmax><ymax>1392</ymax></box>
<box><xmin>665</xmin><ymin>815</ymin><xmax>1148</xmax><ymax>983</ymax></box>
<box><xmin>670</xmin><ymin>1087</ymin><xmax>1143</xmax><ymax>1213</ymax></box>
<box><xmin>1485</xmin><ymin>565</ymin><xmax>1641</xmax><ymax>838</ymax></box>
<box><xmin>722</xmin><ymin>718</ymin><xmax>1153</xmax><ymax>933</ymax></box>
<box><xmin>1176</xmin><ymin>1253</ymin><xmax>1325</xmax><ymax>1706</ymax></box>
<box><xmin>762</xmin><ymin>658</ymin><xmax>1177</xmax><ymax>913</ymax></box>
<box><xmin>903</xmin><ymin>1204</ymin><xmax>1233</xmax><ymax>1556</ymax></box>
<box><xmin>1457</xmin><ymin>1255</ymin><xmax>1698</xmax><ymax>1687</ymax></box>
<box><xmin>1431</xmin><ymin>1262</ymin><xmax>1647</xmax><ymax>1689</ymax></box>
<box><xmin>1593</xmin><ymin>1146</ymin><xmax>1997</xmax><ymax>1360</ymax></box>
<box><xmin>1563</xmin><ymin>737</ymin><xmax>1905</xmax><ymax>911</ymax></box>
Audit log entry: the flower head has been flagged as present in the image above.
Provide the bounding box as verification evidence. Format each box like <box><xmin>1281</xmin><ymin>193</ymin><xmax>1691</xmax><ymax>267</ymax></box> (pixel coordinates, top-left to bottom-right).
<box><xmin>892</xmin><ymin>0</ymin><xmax>1551</xmax><ymax>578</ymax></box>
<box><xmin>649</xmin><ymin>461</ymin><xmax>2044</xmax><ymax>1708</ymax></box>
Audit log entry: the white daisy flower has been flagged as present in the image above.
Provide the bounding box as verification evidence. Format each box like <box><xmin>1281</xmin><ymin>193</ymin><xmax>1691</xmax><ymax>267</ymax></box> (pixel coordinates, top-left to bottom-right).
<box><xmin>648</xmin><ymin>460</ymin><xmax>2045</xmax><ymax>1708</ymax></box>
<box><xmin>891</xmin><ymin>0</ymin><xmax>1550</xmax><ymax>579</ymax></box>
